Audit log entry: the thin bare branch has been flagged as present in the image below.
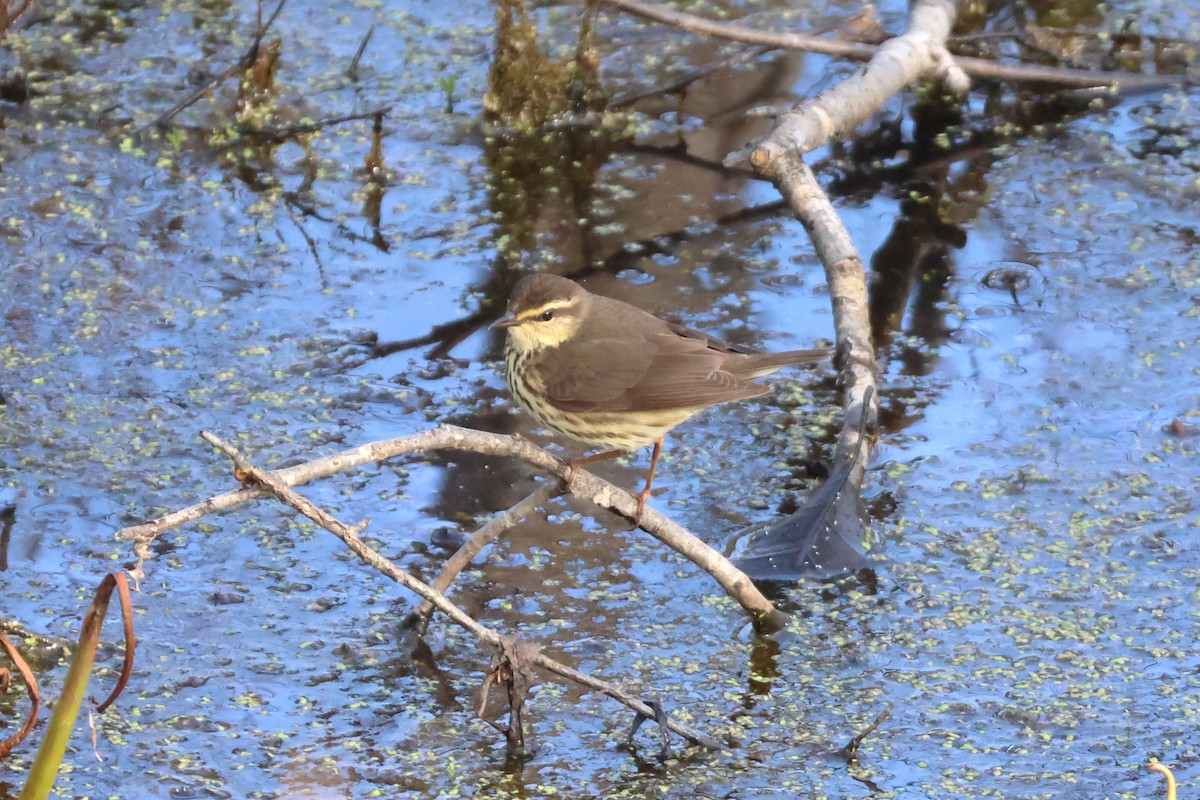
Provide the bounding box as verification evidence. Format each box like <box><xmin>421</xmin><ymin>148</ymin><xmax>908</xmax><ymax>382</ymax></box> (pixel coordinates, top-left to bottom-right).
<box><xmin>610</xmin><ymin>45</ymin><xmax>774</xmax><ymax>109</ymax></box>
<box><xmin>600</xmin><ymin>0</ymin><xmax>874</xmax><ymax>59</ymax></box>
<box><xmin>199</xmin><ymin>432</ymin><xmax>721</xmax><ymax>750</ymax></box>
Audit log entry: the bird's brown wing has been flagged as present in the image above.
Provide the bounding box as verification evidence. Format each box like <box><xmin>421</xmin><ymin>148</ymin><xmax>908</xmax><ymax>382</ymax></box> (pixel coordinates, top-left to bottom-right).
<box><xmin>665</xmin><ymin>319</ymin><xmax>757</xmax><ymax>355</ymax></box>
<box><xmin>536</xmin><ymin>333</ymin><xmax>766</xmax><ymax>413</ymax></box>
<box><xmin>667</xmin><ymin>319</ymin><xmax>831</xmax><ymax>374</ymax></box>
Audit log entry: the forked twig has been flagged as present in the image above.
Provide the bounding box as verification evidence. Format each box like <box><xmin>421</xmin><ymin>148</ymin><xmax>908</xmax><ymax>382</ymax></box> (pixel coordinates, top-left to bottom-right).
<box><xmin>198</xmin><ymin>431</ymin><xmax>721</xmax><ymax>750</ymax></box>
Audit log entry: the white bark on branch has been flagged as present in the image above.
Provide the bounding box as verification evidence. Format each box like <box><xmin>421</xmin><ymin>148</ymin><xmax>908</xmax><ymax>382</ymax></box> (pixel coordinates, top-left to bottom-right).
<box><xmin>733</xmin><ymin>2</ymin><xmax>967</xmax><ymax>478</ymax></box>
<box><xmin>743</xmin><ymin>0</ymin><xmax>963</xmax><ymax>168</ymax></box>
<box><xmin>771</xmin><ymin>160</ymin><xmax>876</xmax><ymax>482</ymax></box>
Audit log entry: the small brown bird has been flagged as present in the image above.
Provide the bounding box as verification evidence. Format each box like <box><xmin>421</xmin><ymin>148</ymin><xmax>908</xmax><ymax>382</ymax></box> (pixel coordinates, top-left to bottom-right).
<box><xmin>491</xmin><ymin>273</ymin><xmax>830</xmax><ymax>525</ymax></box>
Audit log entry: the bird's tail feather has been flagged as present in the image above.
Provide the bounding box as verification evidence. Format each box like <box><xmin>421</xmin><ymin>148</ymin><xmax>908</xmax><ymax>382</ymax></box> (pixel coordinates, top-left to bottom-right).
<box><xmin>736</xmin><ymin>347</ymin><xmax>833</xmax><ymax>378</ymax></box>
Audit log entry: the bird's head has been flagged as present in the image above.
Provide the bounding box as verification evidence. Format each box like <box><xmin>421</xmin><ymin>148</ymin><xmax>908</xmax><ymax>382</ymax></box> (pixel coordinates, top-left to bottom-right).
<box><xmin>490</xmin><ymin>273</ymin><xmax>591</xmax><ymax>351</ymax></box>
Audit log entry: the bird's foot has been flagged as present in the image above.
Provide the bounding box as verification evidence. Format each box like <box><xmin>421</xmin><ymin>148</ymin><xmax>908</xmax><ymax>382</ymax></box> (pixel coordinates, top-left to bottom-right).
<box><xmin>625</xmin><ymin>485</ymin><xmax>651</xmax><ymax>531</ymax></box>
<box><xmin>563</xmin><ymin>460</ymin><xmax>583</xmax><ymax>492</ymax></box>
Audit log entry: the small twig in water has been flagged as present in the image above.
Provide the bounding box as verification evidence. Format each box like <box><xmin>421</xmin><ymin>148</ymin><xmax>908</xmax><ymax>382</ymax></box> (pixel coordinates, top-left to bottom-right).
<box><xmin>834</xmin><ymin>703</ymin><xmax>893</xmax><ymax>761</ymax></box>
<box><xmin>348</xmin><ymin>23</ymin><xmax>375</xmax><ymax>80</ymax></box>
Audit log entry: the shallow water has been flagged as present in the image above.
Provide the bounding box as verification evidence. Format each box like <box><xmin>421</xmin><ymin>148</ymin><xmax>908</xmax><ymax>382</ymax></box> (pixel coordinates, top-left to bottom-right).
<box><xmin>1</xmin><ymin>1</ymin><xmax>1198</xmax><ymax>798</ymax></box>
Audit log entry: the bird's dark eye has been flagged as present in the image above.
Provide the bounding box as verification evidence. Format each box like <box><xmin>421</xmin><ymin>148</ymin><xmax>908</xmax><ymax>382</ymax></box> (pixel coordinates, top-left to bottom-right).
<box><xmin>540</xmin><ymin>309</ymin><xmax>555</xmax><ymax>322</ymax></box>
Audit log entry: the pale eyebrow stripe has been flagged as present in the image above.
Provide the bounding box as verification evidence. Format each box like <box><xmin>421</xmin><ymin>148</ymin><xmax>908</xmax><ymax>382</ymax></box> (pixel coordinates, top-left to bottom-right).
<box><xmin>516</xmin><ymin>298</ymin><xmax>579</xmax><ymax>320</ymax></box>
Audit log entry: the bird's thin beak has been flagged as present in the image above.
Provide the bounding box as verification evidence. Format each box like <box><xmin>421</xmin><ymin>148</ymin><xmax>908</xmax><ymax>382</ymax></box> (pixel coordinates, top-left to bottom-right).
<box><xmin>489</xmin><ymin>311</ymin><xmax>520</xmax><ymax>330</ymax></box>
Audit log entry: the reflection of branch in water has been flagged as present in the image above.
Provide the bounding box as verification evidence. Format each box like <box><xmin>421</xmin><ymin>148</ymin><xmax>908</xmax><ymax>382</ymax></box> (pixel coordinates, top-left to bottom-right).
<box><xmin>280</xmin><ymin>192</ymin><xmax>389</xmax><ymax>252</ymax></box>
<box><xmin>360</xmin><ymin>195</ymin><xmax>793</xmax><ymax>365</ymax></box>
<box><xmin>585</xmin><ymin>197</ymin><xmax>790</xmax><ymax>279</ymax></box>
<box><xmin>283</xmin><ymin>204</ymin><xmax>326</xmax><ymax>283</ymax></box>
<box><xmin>359</xmin><ymin>111</ymin><xmax>390</xmax><ymax>252</ymax></box>
<box><xmin>368</xmin><ymin>309</ymin><xmax>494</xmax><ymax>362</ymax></box>
<box><xmin>0</xmin><ymin>502</ymin><xmax>13</xmax><ymax>571</ymax></box>
<box><xmin>611</xmin><ymin>45</ymin><xmax>775</xmax><ymax>110</ymax></box>
<box><xmin>395</xmin><ymin>628</ymin><xmax>460</xmax><ymax>711</ymax></box>
<box><xmin>729</xmin><ymin>388</ymin><xmax>875</xmax><ymax>582</ymax></box>
<box><xmin>232</xmin><ymin>109</ymin><xmax>393</xmax><ymax>142</ymax></box>
<box><xmin>623</xmin><ymin>142</ymin><xmax>763</xmax><ymax>181</ymax></box>
<box><xmin>361</xmin><ymin>197</ymin><xmax>792</xmax><ymax>363</ymax></box>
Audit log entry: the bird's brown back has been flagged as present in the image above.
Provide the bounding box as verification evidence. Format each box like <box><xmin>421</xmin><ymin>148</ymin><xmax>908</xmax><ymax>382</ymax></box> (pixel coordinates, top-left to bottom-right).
<box><xmin>527</xmin><ymin>293</ymin><xmax>823</xmax><ymax>414</ymax></box>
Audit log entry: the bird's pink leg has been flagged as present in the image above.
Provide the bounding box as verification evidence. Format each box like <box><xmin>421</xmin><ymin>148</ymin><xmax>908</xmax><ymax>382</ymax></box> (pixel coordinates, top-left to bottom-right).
<box><xmin>630</xmin><ymin>436</ymin><xmax>664</xmax><ymax>529</ymax></box>
<box><xmin>565</xmin><ymin>449</ymin><xmax>625</xmax><ymax>490</ymax></box>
